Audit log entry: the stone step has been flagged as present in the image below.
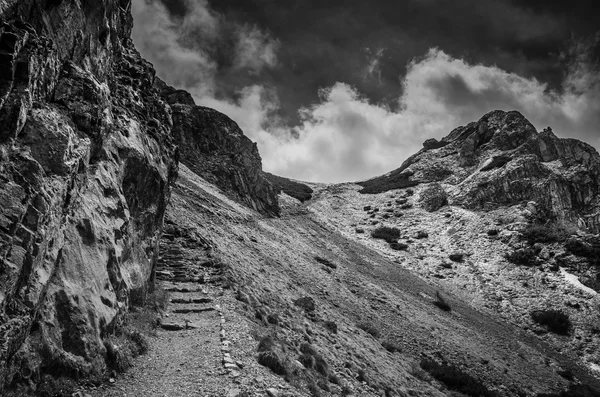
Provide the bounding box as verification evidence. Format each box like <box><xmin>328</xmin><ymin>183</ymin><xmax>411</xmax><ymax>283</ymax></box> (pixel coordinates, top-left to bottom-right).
<box><xmin>171</xmin><ymin>297</ymin><xmax>213</xmax><ymax>304</ymax></box>
<box><xmin>159</xmin><ymin>321</ymin><xmax>201</xmax><ymax>331</ymax></box>
<box><xmin>172</xmin><ymin>307</ymin><xmax>215</xmax><ymax>314</ymax></box>
<box><xmin>165</xmin><ymin>287</ymin><xmax>207</xmax><ymax>293</ymax></box>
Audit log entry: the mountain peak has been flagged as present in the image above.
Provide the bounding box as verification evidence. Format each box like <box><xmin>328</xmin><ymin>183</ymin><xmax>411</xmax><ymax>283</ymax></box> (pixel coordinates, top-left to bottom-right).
<box><xmin>359</xmin><ymin>110</ymin><xmax>600</xmax><ymax>231</ymax></box>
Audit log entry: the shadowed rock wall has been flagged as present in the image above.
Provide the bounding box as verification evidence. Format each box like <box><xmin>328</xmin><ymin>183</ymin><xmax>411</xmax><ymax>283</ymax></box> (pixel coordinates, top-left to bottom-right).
<box><xmin>0</xmin><ymin>0</ymin><xmax>178</xmax><ymax>388</ymax></box>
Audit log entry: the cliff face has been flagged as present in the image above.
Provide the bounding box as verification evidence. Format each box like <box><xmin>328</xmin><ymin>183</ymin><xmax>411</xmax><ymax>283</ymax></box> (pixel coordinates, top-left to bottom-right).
<box><xmin>0</xmin><ymin>0</ymin><xmax>178</xmax><ymax>387</ymax></box>
<box><xmin>157</xmin><ymin>82</ymin><xmax>280</xmax><ymax>216</ymax></box>
<box><xmin>361</xmin><ymin>110</ymin><xmax>600</xmax><ymax>230</ymax></box>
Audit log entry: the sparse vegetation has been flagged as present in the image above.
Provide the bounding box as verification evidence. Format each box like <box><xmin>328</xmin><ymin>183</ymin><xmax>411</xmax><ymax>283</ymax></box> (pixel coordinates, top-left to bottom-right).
<box><xmin>258</xmin><ymin>350</ymin><xmax>288</xmax><ymax>375</ymax></box>
<box><xmin>416</xmin><ymin>230</ymin><xmax>429</xmax><ymax>239</ymax></box>
<box><xmin>381</xmin><ymin>339</ymin><xmax>401</xmax><ymax>353</ymax></box>
<box><xmin>433</xmin><ymin>291</ymin><xmax>451</xmax><ymax>312</ymax></box>
<box><xmin>521</xmin><ymin>223</ymin><xmax>575</xmax><ymax>245</ymax></box>
<box><xmin>105</xmin><ymin>286</ymin><xmax>167</xmax><ymax>373</ymax></box>
<box><xmin>294</xmin><ymin>296</ymin><xmax>316</xmax><ymax>312</ymax></box>
<box><xmin>299</xmin><ymin>343</ymin><xmax>331</xmax><ymax>377</ymax></box>
<box><xmin>449</xmin><ymin>253</ymin><xmax>464</xmax><ymax>262</ymax></box>
<box><xmin>371</xmin><ymin>226</ymin><xmax>401</xmax><ymax>244</ymax></box>
<box><xmin>565</xmin><ymin>237</ymin><xmax>600</xmax><ymax>265</ymax></box>
<box><xmin>420</xmin><ymin>359</ymin><xmax>500</xmax><ymax>397</ymax></box>
<box><xmin>323</xmin><ymin>320</ymin><xmax>338</xmax><ymax>333</ymax></box>
<box><xmin>357</xmin><ymin>322</ymin><xmax>381</xmax><ymax>338</ymax></box>
<box><xmin>389</xmin><ymin>242</ymin><xmax>409</xmax><ymax>251</ymax></box>
<box><xmin>506</xmin><ymin>247</ymin><xmax>539</xmax><ymax>266</ymax></box>
<box><xmin>531</xmin><ymin>310</ymin><xmax>571</xmax><ymax>335</ymax></box>
<box><xmin>265</xmin><ymin>172</ymin><xmax>313</xmax><ymax>202</ymax></box>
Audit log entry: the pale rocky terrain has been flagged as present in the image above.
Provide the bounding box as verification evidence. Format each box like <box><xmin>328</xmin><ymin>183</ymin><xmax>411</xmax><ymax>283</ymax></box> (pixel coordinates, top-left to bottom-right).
<box><xmin>87</xmin><ymin>163</ymin><xmax>599</xmax><ymax>397</ymax></box>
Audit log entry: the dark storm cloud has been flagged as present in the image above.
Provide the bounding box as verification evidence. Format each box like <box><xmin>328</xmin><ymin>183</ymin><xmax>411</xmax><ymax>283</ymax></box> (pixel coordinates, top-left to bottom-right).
<box><xmin>133</xmin><ymin>0</ymin><xmax>600</xmax><ymax>182</ymax></box>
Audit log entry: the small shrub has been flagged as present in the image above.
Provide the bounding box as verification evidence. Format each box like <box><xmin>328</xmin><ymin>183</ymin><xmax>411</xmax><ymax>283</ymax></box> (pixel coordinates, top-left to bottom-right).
<box><xmin>355</xmin><ymin>228</ymin><xmax>365</xmax><ymax>233</ymax></box>
<box><xmin>357</xmin><ymin>322</ymin><xmax>380</xmax><ymax>338</ymax></box>
<box><xmin>433</xmin><ymin>291</ymin><xmax>451</xmax><ymax>312</ymax></box>
<box><xmin>420</xmin><ymin>359</ymin><xmax>499</xmax><ymax>397</ymax></box>
<box><xmin>522</xmin><ymin>223</ymin><xmax>574</xmax><ymax>245</ymax></box>
<box><xmin>396</xmin><ymin>198</ymin><xmax>408</xmax><ymax>205</ymax></box>
<box><xmin>400</xmin><ymin>203</ymin><xmax>413</xmax><ymax>210</ymax></box>
<box><xmin>267</xmin><ymin>314</ymin><xmax>280</xmax><ymax>325</ymax></box>
<box><xmin>257</xmin><ymin>335</ymin><xmax>274</xmax><ymax>352</ymax></box>
<box><xmin>416</xmin><ymin>231</ymin><xmax>429</xmax><ymax>239</ymax></box>
<box><xmin>35</xmin><ymin>375</ymin><xmax>78</xmax><ymax>397</ymax></box>
<box><xmin>299</xmin><ymin>343</ymin><xmax>330</xmax><ymax>377</ymax></box>
<box><xmin>531</xmin><ymin>310</ymin><xmax>571</xmax><ymax>335</ymax></box>
<box><xmin>389</xmin><ymin>242</ymin><xmax>409</xmax><ymax>251</ymax></box>
<box><xmin>307</xmin><ymin>381</ymin><xmax>323</xmax><ymax>397</ymax></box>
<box><xmin>381</xmin><ymin>339</ymin><xmax>401</xmax><ymax>353</ymax></box>
<box><xmin>565</xmin><ymin>237</ymin><xmax>600</xmax><ymax>265</ymax></box>
<box><xmin>294</xmin><ymin>296</ymin><xmax>316</xmax><ymax>312</ymax></box>
<box><xmin>324</xmin><ymin>321</ymin><xmax>338</xmax><ymax>333</ymax></box>
<box><xmin>449</xmin><ymin>253</ymin><xmax>464</xmax><ymax>262</ymax></box>
<box><xmin>487</xmin><ymin>229</ymin><xmax>499</xmax><ymax>236</ymax></box>
<box><xmin>363</xmin><ymin>206</ymin><xmax>372</xmax><ymax>211</ymax></box>
<box><xmin>371</xmin><ymin>227</ymin><xmax>401</xmax><ymax>244</ymax></box>
<box><xmin>506</xmin><ymin>248</ymin><xmax>538</xmax><ymax>266</ymax></box>
<box><xmin>357</xmin><ymin>368</ymin><xmax>368</xmax><ymax>382</ymax></box>
<box><xmin>258</xmin><ymin>350</ymin><xmax>287</xmax><ymax>375</ymax></box>
<box><xmin>317</xmin><ymin>379</ymin><xmax>331</xmax><ymax>392</ymax></box>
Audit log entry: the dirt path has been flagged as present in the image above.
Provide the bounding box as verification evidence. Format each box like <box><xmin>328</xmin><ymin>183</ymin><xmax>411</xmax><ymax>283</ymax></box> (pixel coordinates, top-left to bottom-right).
<box><xmin>90</xmin><ymin>279</ymin><xmax>233</xmax><ymax>397</ymax></box>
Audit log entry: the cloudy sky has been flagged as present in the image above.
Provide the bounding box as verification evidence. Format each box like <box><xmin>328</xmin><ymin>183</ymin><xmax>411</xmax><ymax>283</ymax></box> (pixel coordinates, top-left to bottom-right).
<box><xmin>132</xmin><ymin>0</ymin><xmax>600</xmax><ymax>183</ymax></box>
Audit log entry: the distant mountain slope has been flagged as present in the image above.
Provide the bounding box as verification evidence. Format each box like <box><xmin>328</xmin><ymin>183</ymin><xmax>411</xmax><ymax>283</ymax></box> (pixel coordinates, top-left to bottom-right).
<box><xmin>159</xmin><ymin>163</ymin><xmax>600</xmax><ymax>397</ymax></box>
<box><xmin>359</xmin><ymin>110</ymin><xmax>600</xmax><ymax>231</ymax></box>
<box><xmin>264</xmin><ymin>172</ymin><xmax>314</xmax><ymax>202</ymax></box>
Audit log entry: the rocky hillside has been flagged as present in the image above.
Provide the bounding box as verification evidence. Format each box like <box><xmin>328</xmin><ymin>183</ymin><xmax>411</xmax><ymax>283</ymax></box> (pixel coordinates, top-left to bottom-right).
<box><xmin>0</xmin><ymin>0</ymin><xmax>277</xmax><ymax>391</ymax></box>
<box><xmin>359</xmin><ymin>110</ymin><xmax>600</xmax><ymax>231</ymax></box>
<box><xmin>157</xmin><ymin>81</ymin><xmax>280</xmax><ymax>216</ymax></box>
<box><xmin>2</xmin><ymin>0</ymin><xmax>600</xmax><ymax>396</ymax></box>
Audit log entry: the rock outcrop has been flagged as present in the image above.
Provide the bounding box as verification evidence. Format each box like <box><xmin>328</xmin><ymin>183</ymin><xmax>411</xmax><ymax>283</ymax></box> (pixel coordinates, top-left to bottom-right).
<box><xmin>0</xmin><ymin>0</ymin><xmax>178</xmax><ymax>389</ymax></box>
<box><xmin>157</xmin><ymin>81</ymin><xmax>280</xmax><ymax>216</ymax></box>
<box><xmin>362</xmin><ymin>110</ymin><xmax>600</xmax><ymax>231</ymax></box>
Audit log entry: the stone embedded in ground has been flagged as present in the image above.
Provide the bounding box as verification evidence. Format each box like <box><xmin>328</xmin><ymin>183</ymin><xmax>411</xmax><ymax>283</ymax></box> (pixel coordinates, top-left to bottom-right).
<box><xmin>266</xmin><ymin>388</ymin><xmax>279</xmax><ymax>397</ymax></box>
<box><xmin>160</xmin><ymin>323</ymin><xmax>187</xmax><ymax>331</ymax></box>
<box><xmin>172</xmin><ymin>307</ymin><xmax>215</xmax><ymax>314</ymax></box>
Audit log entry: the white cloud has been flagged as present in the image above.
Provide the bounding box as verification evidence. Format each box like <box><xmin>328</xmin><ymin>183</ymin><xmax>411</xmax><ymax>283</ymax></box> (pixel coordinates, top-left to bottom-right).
<box><xmin>238</xmin><ymin>47</ymin><xmax>600</xmax><ymax>183</ymax></box>
<box><xmin>131</xmin><ymin>0</ymin><xmax>279</xmax><ymax>96</ymax></box>
<box><xmin>234</xmin><ymin>25</ymin><xmax>280</xmax><ymax>72</ymax></box>
<box><xmin>132</xmin><ymin>1</ymin><xmax>600</xmax><ymax>183</ymax></box>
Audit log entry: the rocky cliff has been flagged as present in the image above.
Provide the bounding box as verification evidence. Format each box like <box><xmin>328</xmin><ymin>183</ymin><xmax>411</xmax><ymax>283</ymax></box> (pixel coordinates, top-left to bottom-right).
<box><xmin>157</xmin><ymin>82</ymin><xmax>280</xmax><ymax>216</ymax></box>
<box><xmin>359</xmin><ymin>110</ymin><xmax>600</xmax><ymax>231</ymax></box>
<box><xmin>0</xmin><ymin>0</ymin><xmax>180</xmax><ymax>388</ymax></box>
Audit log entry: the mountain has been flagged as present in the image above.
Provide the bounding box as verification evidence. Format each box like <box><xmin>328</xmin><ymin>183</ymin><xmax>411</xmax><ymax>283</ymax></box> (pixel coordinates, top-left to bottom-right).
<box><xmin>358</xmin><ymin>110</ymin><xmax>600</xmax><ymax>230</ymax></box>
<box><xmin>1</xmin><ymin>1</ymin><xmax>600</xmax><ymax>396</ymax></box>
